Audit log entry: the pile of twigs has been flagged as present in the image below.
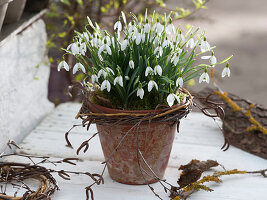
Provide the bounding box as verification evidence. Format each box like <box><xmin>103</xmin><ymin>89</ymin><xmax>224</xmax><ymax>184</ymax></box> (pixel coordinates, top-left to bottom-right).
<box><xmin>0</xmin><ymin>163</ymin><xmax>58</xmax><ymax>200</ymax></box>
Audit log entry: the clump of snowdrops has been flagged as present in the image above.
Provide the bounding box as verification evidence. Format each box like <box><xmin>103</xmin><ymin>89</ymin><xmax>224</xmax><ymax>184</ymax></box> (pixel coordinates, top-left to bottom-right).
<box><xmin>58</xmin><ymin>11</ymin><xmax>232</xmax><ymax>109</ymax></box>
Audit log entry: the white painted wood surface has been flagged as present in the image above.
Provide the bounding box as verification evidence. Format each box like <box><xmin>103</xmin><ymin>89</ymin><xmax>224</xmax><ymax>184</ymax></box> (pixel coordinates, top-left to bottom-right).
<box><xmin>5</xmin><ymin>102</ymin><xmax>267</xmax><ymax>200</ymax></box>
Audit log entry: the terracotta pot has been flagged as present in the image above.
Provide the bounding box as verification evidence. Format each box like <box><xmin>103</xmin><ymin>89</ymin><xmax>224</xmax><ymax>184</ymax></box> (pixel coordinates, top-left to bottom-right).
<box><xmin>0</xmin><ymin>0</ymin><xmax>12</xmax><ymax>32</ymax></box>
<box><xmin>89</xmin><ymin>102</ymin><xmax>181</xmax><ymax>185</ymax></box>
<box><xmin>4</xmin><ymin>0</ymin><xmax>26</xmax><ymax>24</ymax></box>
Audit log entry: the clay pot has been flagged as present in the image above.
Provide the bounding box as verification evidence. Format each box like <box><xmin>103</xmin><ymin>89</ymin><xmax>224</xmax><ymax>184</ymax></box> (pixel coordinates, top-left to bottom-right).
<box><xmin>0</xmin><ymin>0</ymin><xmax>12</xmax><ymax>32</ymax></box>
<box><xmin>4</xmin><ymin>0</ymin><xmax>26</xmax><ymax>24</ymax></box>
<box><xmin>89</xmin><ymin>103</ymin><xmax>179</xmax><ymax>185</ymax></box>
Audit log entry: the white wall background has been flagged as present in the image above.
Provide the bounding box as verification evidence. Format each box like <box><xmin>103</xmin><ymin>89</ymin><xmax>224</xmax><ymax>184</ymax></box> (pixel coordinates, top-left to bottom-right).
<box><xmin>0</xmin><ymin>19</ymin><xmax>54</xmax><ymax>153</ymax></box>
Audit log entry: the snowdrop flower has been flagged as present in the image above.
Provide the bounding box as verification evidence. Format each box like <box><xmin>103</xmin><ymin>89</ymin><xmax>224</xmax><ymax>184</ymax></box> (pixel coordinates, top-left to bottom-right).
<box><xmin>177</xmin><ymin>33</ymin><xmax>185</xmax><ymax>44</ymax></box>
<box><xmin>79</xmin><ymin>42</ymin><xmax>86</xmax><ymax>56</ymax></box>
<box><xmin>83</xmin><ymin>32</ymin><xmax>90</xmax><ymax>42</ymax></box>
<box><xmin>98</xmin><ymin>69</ymin><xmax>107</xmax><ymax>78</ymax></box>
<box><xmin>176</xmin><ymin>77</ymin><xmax>183</xmax><ymax>87</ymax></box>
<box><xmin>144</xmin><ymin>22</ymin><xmax>150</xmax><ymax>33</ymax></box>
<box><xmin>200</xmin><ymin>38</ymin><xmax>211</xmax><ymax>52</ymax></box>
<box><xmin>152</xmin><ymin>21</ymin><xmax>164</xmax><ymax>35</ymax></box>
<box><xmin>141</xmin><ymin>32</ymin><xmax>146</xmax><ymax>42</ymax></box>
<box><xmin>199</xmin><ymin>71</ymin><xmax>210</xmax><ymax>83</ymax></box>
<box><xmin>128</xmin><ymin>22</ymin><xmax>138</xmax><ymax>38</ymax></box>
<box><xmin>73</xmin><ymin>63</ymin><xmax>86</xmax><ymax>74</ymax></box>
<box><xmin>167</xmin><ymin>93</ymin><xmax>180</xmax><ymax>107</ymax></box>
<box><xmin>91</xmin><ymin>37</ymin><xmax>101</xmax><ymax>48</ymax></box>
<box><xmin>135</xmin><ymin>32</ymin><xmax>142</xmax><ymax>45</ymax></box>
<box><xmin>67</xmin><ymin>42</ymin><xmax>80</xmax><ymax>55</ymax></box>
<box><xmin>102</xmin><ymin>36</ymin><xmax>111</xmax><ymax>46</ymax></box>
<box><xmin>166</xmin><ymin>23</ymin><xmax>175</xmax><ymax>35</ymax></box>
<box><xmin>125</xmin><ymin>76</ymin><xmax>130</xmax><ymax>80</ymax></box>
<box><xmin>101</xmin><ymin>79</ymin><xmax>111</xmax><ymax>92</ymax></box>
<box><xmin>129</xmin><ymin>60</ymin><xmax>134</xmax><ymax>69</ymax></box>
<box><xmin>91</xmin><ymin>74</ymin><xmax>98</xmax><ymax>83</ymax></box>
<box><xmin>106</xmin><ymin>67</ymin><xmax>115</xmax><ymax>75</ymax></box>
<box><xmin>98</xmin><ymin>44</ymin><xmax>112</xmax><ymax>56</ymax></box>
<box><xmin>222</xmin><ymin>64</ymin><xmax>231</xmax><ymax>77</ymax></box>
<box><xmin>162</xmin><ymin>40</ymin><xmax>174</xmax><ymax>50</ymax></box>
<box><xmin>154</xmin><ymin>65</ymin><xmax>162</xmax><ymax>76</ymax></box>
<box><xmin>148</xmin><ymin>80</ymin><xmax>158</xmax><ymax>92</ymax></box>
<box><xmin>186</xmin><ymin>38</ymin><xmax>195</xmax><ymax>49</ymax></box>
<box><xmin>201</xmin><ymin>55</ymin><xmax>217</xmax><ymax>66</ymax></box>
<box><xmin>145</xmin><ymin>66</ymin><xmax>154</xmax><ymax>76</ymax></box>
<box><xmin>154</xmin><ymin>46</ymin><xmax>163</xmax><ymax>57</ymax></box>
<box><xmin>171</xmin><ymin>52</ymin><xmax>181</xmax><ymax>66</ymax></box>
<box><xmin>114</xmin><ymin>75</ymin><xmax>123</xmax><ymax>87</ymax></box>
<box><xmin>137</xmin><ymin>87</ymin><xmax>144</xmax><ymax>99</ymax></box>
<box><xmin>121</xmin><ymin>39</ymin><xmax>128</xmax><ymax>51</ymax></box>
<box><xmin>114</xmin><ymin>21</ymin><xmax>122</xmax><ymax>32</ymax></box>
<box><xmin>57</xmin><ymin>61</ymin><xmax>69</xmax><ymax>71</ymax></box>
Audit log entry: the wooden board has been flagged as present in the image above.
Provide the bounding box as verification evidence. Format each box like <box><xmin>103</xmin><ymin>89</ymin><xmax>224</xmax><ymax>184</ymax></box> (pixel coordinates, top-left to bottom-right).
<box><xmin>4</xmin><ymin>102</ymin><xmax>267</xmax><ymax>199</ymax></box>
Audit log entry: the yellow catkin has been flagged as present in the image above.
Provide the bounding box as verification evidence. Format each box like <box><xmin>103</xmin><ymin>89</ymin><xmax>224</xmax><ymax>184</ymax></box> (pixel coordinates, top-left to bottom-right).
<box><xmin>214</xmin><ymin>169</ymin><xmax>247</xmax><ymax>176</ymax></box>
<box><xmin>172</xmin><ymin>196</ymin><xmax>181</xmax><ymax>200</ymax></box>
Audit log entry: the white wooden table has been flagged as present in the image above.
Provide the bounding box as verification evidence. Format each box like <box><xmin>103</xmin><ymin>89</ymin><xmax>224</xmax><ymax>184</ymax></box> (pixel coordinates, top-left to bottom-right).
<box><xmin>5</xmin><ymin>103</ymin><xmax>267</xmax><ymax>199</ymax></box>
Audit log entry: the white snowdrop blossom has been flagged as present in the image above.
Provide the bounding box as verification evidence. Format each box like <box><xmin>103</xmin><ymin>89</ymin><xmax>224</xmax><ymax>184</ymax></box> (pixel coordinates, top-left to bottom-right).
<box><xmin>135</xmin><ymin>32</ymin><xmax>142</xmax><ymax>45</ymax></box>
<box><xmin>199</xmin><ymin>72</ymin><xmax>210</xmax><ymax>83</ymax></box>
<box><xmin>167</xmin><ymin>93</ymin><xmax>180</xmax><ymax>107</ymax></box>
<box><xmin>114</xmin><ymin>21</ymin><xmax>122</xmax><ymax>32</ymax></box>
<box><xmin>91</xmin><ymin>37</ymin><xmax>101</xmax><ymax>48</ymax></box>
<box><xmin>222</xmin><ymin>66</ymin><xmax>231</xmax><ymax>77</ymax></box>
<box><xmin>67</xmin><ymin>42</ymin><xmax>80</xmax><ymax>55</ymax></box>
<box><xmin>114</xmin><ymin>75</ymin><xmax>123</xmax><ymax>87</ymax></box>
<box><xmin>91</xmin><ymin>74</ymin><xmax>98</xmax><ymax>83</ymax></box>
<box><xmin>121</xmin><ymin>39</ymin><xmax>128</xmax><ymax>51</ymax></box>
<box><xmin>166</xmin><ymin>24</ymin><xmax>175</xmax><ymax>35</ymax></box>
<box><xmin>137</xmin><ymin>87</ymin><xmax>144</xmax><ymax>99</ymax></box>
<box><xmin>98</xmin><ymin>69</ymin><xmax>107</xmax><ymax>78</ymax></box>
<box><xmin>106</xmin><ymin>67</ymin><xmax>115</xmax><ymax>75</ymax></box>
<box><xmin>102</xmin><ymin>36</ymin><xmax>111</xmax><ymax>46</ymax></box>
<box><xmin>177</xmin><ymin>33</ymin><xmax>185</xmax><ymax>44</ymax></box>
<box><xmin>129</xmin><ymin>60</ymin><xmax>134</xmax><ymax>69</ymax></box>
<box><xmin>83</xmin><ymin>32</ymin><xmax>90</xmax><ymax>42</ymax></box>
<box><xmin>154</xmin><ymin>65</ymin><xmax>162</xmax><ymax>76</ymax></box>
<box><xmin>101</xmin><ymin>80</ymin><xmax>111</xmax><ymax>92</ymax></box>
<box><xmin>176</xmin><ymin>77</ymin><xmax>183</xmax><ymax>87</ymax></box>
<box><xmin>200</xmin><ymin>40</ymin><xmax>211</xmax><ymax>52</ymax></box>
<box><xmin>144</xmin><ymin>23</ymin><xmax>150</xmax><ymax>33</ymax></box>
<box><xmin>98</xmin><ymin>44</ymin><xmax>112</xmax><ymax>56</ymax></box>
<box><xmin>141</xmin><ymin>32</ymin><xmax>146</xmax><ymax>42</ymax></box>
<box><xmin>201</xmin><ymin>55</ymin><xmax>217</xmax><ymax>66</ymax></box>
<box><xmin>57</xmin><ymin>61</ymin><xmax>69</xmax><ymax>71</ymax></box>
<box><xmin>186</xmin><ymin>38</ymin><xmax>195</xmax><ymax>49</ymax></box>
<box><xmin>128</xmin><ymin>24</ymin><xmax>138</xmax><ymax>38</ymax></box>
<box><xmin>145</xmin><ymin>66</ymin><xmax>154</xmax><ymax>76</ymax></box>
<box><xmin>125</xmin><ymin>76</ymin><xmax>130</xmax><ymax>80</ymax></box>
<box><xmin>152</xmin><ymin>22</ymin><xmax>164</xmax><ymax>35</ymax></box>
<box><xmin>162</xmin><ymin>40</ymin><xmax>174</xmax><ymax>50</ymax></box>
<box><xmin>148</xmin><ymin>80</ymin><xmax>158</xmax><ymax>92</ymax></box>
<box><xmin>79</xmin><ymin>42</ymin><xmax>86</xmax><ymax>56</ymax></box>
<box><xmin>154</xmin><ymin>47</ymin><xmax>163</xmax><ymax>57</ymax></box>
<box><xmin>171</xmin><ymin>51</ymin><xmax>182</xmax><ymax>66</ymax></box>
<box><xmin>73</xmin><ymin>63</ymin><xmax>86</xmax><ymax>74</ymax></box>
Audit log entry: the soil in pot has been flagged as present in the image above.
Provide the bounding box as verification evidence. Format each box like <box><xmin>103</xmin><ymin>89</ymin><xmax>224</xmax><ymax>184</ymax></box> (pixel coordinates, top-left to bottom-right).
<box><xmin>4</xmin><ymin>0</ymin><xmax>26</xmax><ymax>24</ymax></box>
